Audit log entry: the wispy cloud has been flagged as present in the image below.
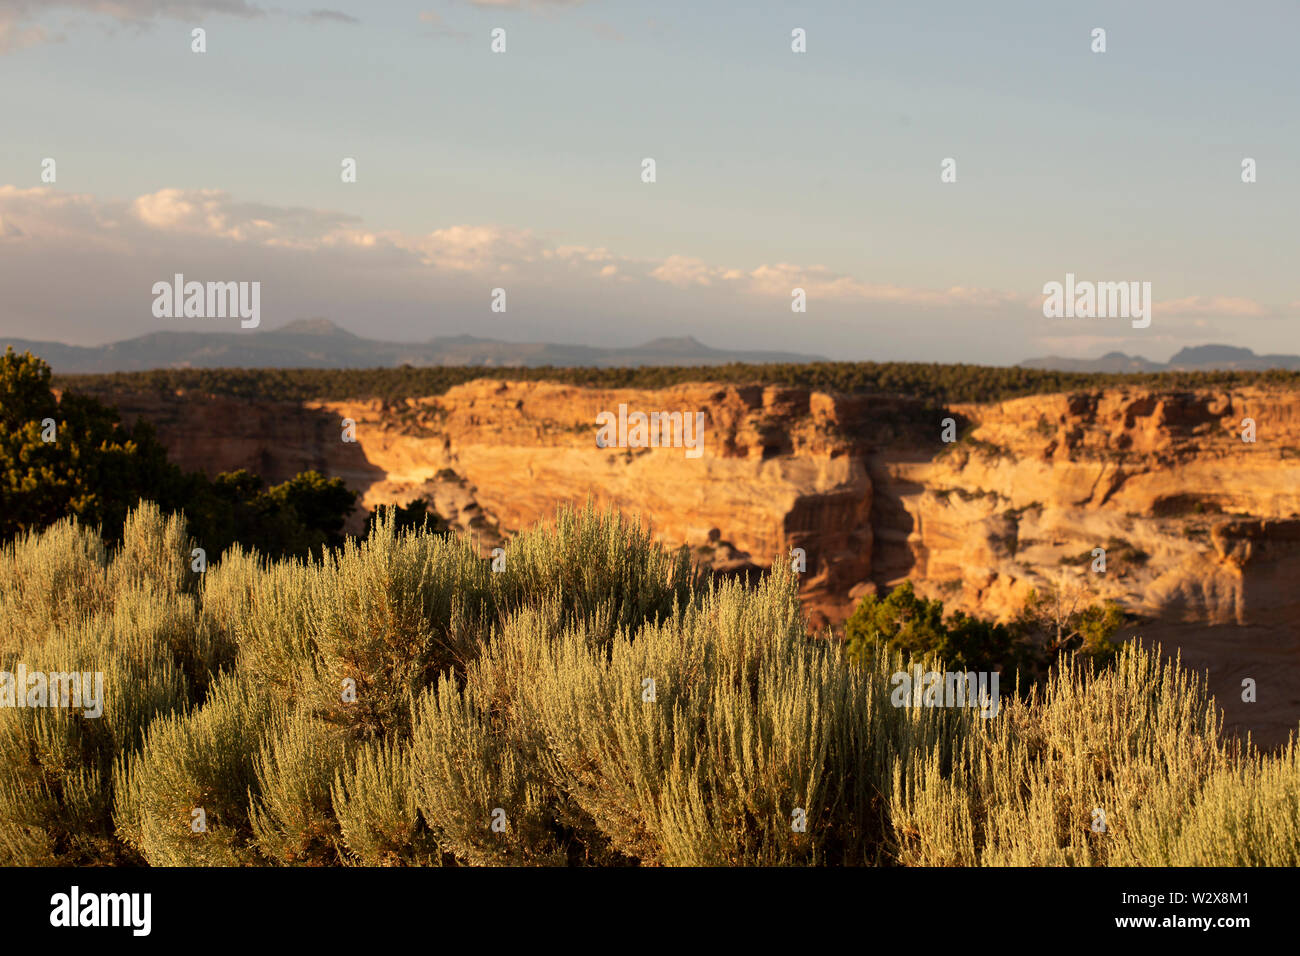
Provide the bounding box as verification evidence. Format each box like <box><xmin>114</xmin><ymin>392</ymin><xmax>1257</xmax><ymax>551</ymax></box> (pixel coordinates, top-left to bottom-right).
<box><xmin>8</xmin><ymin>186</ymin><xmax>1277</xmax><ymax>317</ymax></box>
<box><xmin>0</xmin><ymin>18</ymin><xmax>46</xmax><ymax>53</ymax></box>
<box><xmin>0</xmin><ymin>0</ymin><xmax>359</xmax><ymax>52</ymax></box>
<box><xmin>461</xmin><ymin>0</ymin><xmax>590</xmax><ymax>9</ymax></box>
<box><xmin>1156</xmin><ymin>296</ymin><xmax>1271</xmax><ymax>319</ymax></box>
<box><xmin>301</xmin><ymin>9</ymin><xmax>358</xmax><ymax>25</ymax></box>
<box><xmin>1</xmin><ymin>0</ymin><xmax>266</xmax><ymax>27</ymax></box>
<box><xmin>417</xmin><ymin>10</ymin><xmax>469</xmax><ymax>39</ymax></box>
<box><xmin>0</xmin><ymin>185</ymin><xmax>1287</xmax><ymax>360</ymax></box>
<box><xmin>649</xmin><ymin>255</ymin><xmax>1032</xmax><ymax>310</ymax></box>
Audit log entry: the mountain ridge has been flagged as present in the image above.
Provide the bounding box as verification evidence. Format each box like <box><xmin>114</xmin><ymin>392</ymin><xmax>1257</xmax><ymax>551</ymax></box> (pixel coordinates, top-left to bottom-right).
<box><xmin>1</xmin><ymin>320</ymin><xmax>825</xmax><ymax>373</ymax></box>
<box><xmin>1019</xmin><ymin>344</ymin><xmax>1300</xmax><ymax>373</ymax></box>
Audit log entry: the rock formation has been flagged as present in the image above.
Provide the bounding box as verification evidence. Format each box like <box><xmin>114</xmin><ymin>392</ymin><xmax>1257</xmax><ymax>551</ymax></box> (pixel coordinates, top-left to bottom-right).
<box><xmin>101</xmin><ymin>379</ymin><xmax>1300</xmax><ymax>744</ymax></box>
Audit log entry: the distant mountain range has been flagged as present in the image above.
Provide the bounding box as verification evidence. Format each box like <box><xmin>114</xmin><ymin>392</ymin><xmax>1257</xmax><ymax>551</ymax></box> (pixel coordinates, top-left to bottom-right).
<box><xmin>8</xmin><ymin>324</ymin><xmax>1295</xmax><ymax>376</ymax></box>
<box><xmin>1</xmin><ymin>319</ymin><xmax>825</xmax><ymax>373</ymax></box>
<box><xmin>1019</xmin><ymin>345</ymin><xmax>1300</xmax><ymax>373</ymax></box>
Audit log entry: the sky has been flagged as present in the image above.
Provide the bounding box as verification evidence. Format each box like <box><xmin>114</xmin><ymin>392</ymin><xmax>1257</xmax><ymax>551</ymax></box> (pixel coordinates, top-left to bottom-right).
<box><xmin>0</xmin><ymin>0</ymin><xmax>1297</xmax><ymax>364</ymax></box>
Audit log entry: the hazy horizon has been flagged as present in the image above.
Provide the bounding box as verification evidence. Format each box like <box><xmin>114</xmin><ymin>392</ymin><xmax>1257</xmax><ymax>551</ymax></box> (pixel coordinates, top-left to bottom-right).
<box><xmin>4</xmin><ymin>315</ymin><xmax>1295</xmax><ymax>371</ymax></box>
<box><xmin>2</xmin><ymin>0</ymin><xmax>1297</xmax><ymax>364</ymax></box>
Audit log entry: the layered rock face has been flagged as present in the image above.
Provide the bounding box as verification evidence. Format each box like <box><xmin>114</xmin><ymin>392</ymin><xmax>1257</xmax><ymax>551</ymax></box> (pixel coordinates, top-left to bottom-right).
<box><xmin>105</xmin><ymin>380</ymin><xmax>1300</xmax><ymax>744</ymax></box>
<box><xmin>901</xmin><ymin>388</ymin><xmax>1300</xmax><ymax>626</ymax></box>
<box><xmin>108</xmin><ymin>381</ymin><xmax>889</xmax><ymax>624</ymax></box>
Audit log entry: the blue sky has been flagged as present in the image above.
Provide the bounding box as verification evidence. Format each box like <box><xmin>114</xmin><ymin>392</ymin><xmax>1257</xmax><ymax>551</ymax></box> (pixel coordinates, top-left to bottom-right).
<box><xmin>1</xmin><ymin>0</ymin><xmax>1296</xmax><ymax>363</ymax></box>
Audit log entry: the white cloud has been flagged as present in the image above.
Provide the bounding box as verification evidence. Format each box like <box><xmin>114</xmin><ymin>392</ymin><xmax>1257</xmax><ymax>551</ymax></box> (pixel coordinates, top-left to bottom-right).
<box><xmin>649</xmin><ymin>255</ymin><xmax>1030</xmax><ymax>309</ymax></box>
<box><xmin>1156</xmin><ymin>296</ymin><xmax>1272</xmax><ymax>318</ymax></box>
<box><xmin>0</xmin><ymin>185</ymin><xmax>1285</xmax><ymax>363</ymax></box>
<box><xmin>39</xmin><ymin>187</ymin><xmax>1024</xmax><ymax>310</ymax></box>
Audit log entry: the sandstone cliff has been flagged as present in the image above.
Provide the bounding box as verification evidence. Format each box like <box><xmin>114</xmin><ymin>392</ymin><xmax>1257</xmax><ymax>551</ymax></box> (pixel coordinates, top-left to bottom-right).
<box><xmin>103</xmin><ymin>379</ymin><xmax>1300</xmax><ymax>744</ymax></box>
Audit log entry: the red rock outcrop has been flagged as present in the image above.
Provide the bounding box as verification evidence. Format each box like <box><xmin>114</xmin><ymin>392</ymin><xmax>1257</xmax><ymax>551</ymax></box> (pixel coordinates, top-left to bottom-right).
<box><xmin>102</xmin><ymin>380</ymin><xmax>1300</xmax><ymax>742</ymax></box>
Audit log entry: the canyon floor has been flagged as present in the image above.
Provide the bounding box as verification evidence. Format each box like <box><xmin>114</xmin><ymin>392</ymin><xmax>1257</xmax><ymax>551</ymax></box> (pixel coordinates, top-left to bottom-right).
<box><xmin>106</xmin><ymin>377</ymin><xmax>1300</xmax><ymax>748</ymax></box>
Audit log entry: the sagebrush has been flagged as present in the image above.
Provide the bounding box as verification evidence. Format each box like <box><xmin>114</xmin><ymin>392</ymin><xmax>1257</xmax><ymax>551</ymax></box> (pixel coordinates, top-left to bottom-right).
<box><xmin>0</xmin><ymin>501</ymin><xmax>1294</xmax><ymax>866</ymax></box>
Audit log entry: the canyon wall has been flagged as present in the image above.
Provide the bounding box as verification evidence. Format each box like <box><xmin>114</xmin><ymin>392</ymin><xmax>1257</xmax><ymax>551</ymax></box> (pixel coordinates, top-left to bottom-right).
<box><xmin>105</xmin><ymin>379</ymin><xmax>1300</xmax><ymax>744</ymax></box>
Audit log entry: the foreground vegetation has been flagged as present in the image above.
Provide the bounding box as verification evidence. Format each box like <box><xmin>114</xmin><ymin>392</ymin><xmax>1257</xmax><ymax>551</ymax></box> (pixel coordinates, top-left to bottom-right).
<box><xmin>2</xmin><ymin>347</ymin><xmax>372</xmax><ymax>560</ymax></box>
<box><xmin>1</xmin><ymin>502</ymin><xmax>1294</xmax><ymax>867</ymax></box>
<box><xmin>843</xmin><ymin>579</ymin><xmax>1123</xmax><ymax>684</ymax></box>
